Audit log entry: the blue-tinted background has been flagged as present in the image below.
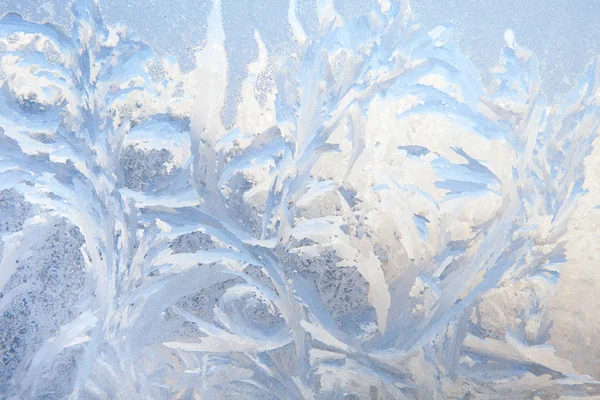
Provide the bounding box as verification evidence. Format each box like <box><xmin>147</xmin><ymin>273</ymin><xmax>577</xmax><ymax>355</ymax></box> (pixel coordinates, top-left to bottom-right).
<box><xmin>1</xmin><ymin>0</ymin><xmax>597</xmax><ymax>113</ymax></box>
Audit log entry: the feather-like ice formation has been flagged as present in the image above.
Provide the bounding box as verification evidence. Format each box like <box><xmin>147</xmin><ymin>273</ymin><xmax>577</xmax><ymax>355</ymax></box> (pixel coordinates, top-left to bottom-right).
<box><xmin>0</xmin><ymin>0</ymin><xmax>599</xmax><ymax>398</ymax></box>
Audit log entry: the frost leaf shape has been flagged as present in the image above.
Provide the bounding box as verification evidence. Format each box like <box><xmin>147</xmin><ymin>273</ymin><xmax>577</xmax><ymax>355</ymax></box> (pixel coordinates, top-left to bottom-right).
<box><xmin>1</xmin><ymin>0</ymin><xmax>600</xmax><ymax>398</ymax></box>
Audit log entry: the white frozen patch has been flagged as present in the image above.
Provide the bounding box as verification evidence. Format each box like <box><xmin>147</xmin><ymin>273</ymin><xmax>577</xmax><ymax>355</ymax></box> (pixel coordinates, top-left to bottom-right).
<box><xmin>0</xmin><ymin>0</ymin><xmax>599</xmax><ymax>398</ymax></box>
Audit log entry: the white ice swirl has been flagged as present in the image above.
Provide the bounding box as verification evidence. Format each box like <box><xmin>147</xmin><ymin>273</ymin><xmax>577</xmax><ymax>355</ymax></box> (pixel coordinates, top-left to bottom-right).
<box><xmin>0</xmin><ymin>0</ymin><xmax>599</xmax><ymax>398</ymax></box>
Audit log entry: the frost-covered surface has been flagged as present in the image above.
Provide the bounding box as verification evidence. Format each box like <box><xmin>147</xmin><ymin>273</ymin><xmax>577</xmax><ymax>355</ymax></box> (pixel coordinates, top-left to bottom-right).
<box><xmin>0</xmin><ymin>0</ymin><xmax>600</xmax><ymax>398</ymax></box>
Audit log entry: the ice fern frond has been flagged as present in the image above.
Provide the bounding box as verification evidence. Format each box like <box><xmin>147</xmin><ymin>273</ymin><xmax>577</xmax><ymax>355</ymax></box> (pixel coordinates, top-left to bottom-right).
<box><xmin>0</xmin><ymin>0</ymin><xmax>599</xmax><ymax>398</ymax></box>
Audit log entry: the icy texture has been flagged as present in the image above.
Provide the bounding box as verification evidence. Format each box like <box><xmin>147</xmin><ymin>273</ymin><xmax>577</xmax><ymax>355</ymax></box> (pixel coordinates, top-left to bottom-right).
<box><xmin>0</xmin><ymin>0</ymin><xmax>599</xmax><ymax>398</ymax></box>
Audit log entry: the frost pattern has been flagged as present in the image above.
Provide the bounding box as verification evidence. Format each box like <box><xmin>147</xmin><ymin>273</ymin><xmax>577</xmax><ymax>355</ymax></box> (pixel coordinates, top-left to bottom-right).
<box><xmin>0</xmin><ymin>0</ymin><xmax>600</xmax><ymax>398</ymax></box>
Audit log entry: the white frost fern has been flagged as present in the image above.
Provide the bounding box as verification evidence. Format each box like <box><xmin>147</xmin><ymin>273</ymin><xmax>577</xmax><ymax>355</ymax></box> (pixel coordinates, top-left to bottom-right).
<box><xmin>0</xmin><ymin>0</ymin><xmax>599</xmax><ymax>398</ymax></box>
